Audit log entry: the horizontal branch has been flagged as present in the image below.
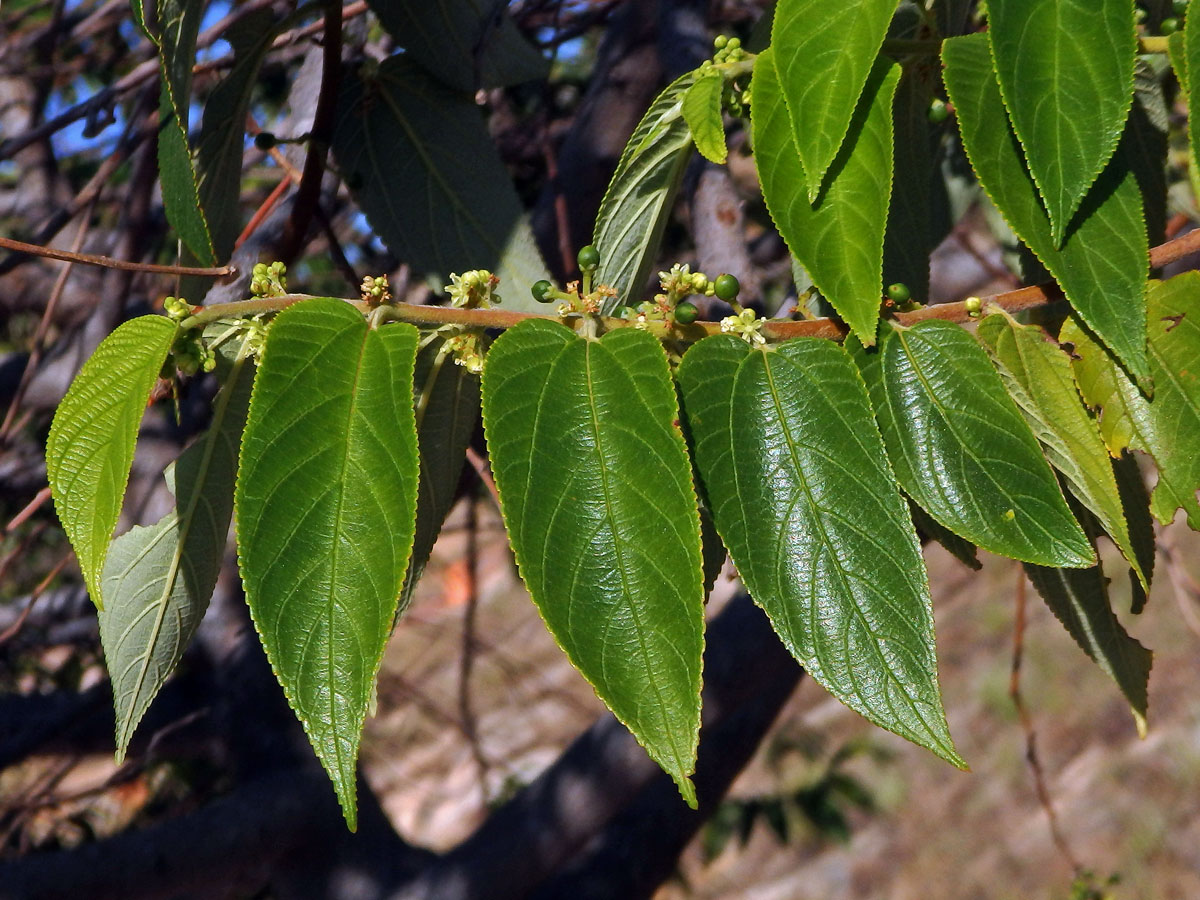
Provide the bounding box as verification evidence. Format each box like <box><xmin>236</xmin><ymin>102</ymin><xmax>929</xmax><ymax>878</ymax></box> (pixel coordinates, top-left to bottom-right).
<box><xmin>179</xmin><ymin>227</ymin><xmax>1200</xmax><ymax>341</ymax></box>
<box><xmin>0</xmin><ymin>236</ymin><xmax>234</xmax><ymax>277</ymax></box>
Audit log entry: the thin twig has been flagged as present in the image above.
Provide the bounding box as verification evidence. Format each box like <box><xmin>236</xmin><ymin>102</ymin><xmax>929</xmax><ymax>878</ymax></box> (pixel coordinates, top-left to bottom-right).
<box><xmin>0</xmin><ymin>235</ymin><xmax>234</xmax><ymax>277</ymax></box>
<box><xmin>1010</xmin><ymin>569</ymin><xmax>1082</xmax><ymax>873</ymax></box>
<box><xmin>7</xmin><ymin>487</ymin><xmax>53</xmax><ymax>533</ymax></box>
<box><xmin>1159</xmin><ymin>531</ymin><xmax>1200</xmax><ymax>639</ymax></box>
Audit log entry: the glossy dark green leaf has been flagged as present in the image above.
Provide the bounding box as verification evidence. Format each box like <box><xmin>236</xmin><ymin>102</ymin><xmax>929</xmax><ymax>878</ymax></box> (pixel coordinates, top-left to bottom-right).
<box><xmin>770</xmin><ymin>0</ymin><xmax>900</xmax><ymax>198</ymax></box>
<box><xmin>677</xmin><ymin>335</ymin><xmax>962</xmax><ymax>766</ymax></box>
<box><xmin>1024</xmin><ymin>557</ymin><xmax>1151</xmax><ymax>736</ymax></box>
<box><xmin>1185</xmin><ymin>3</ymin><xmax>1200</xmax><ymax>203</ymax></box>
<box><xmin>397</xmin><ymin>338</ymin><xmax>481</xmax><ymax>618</ymax></box>
<box><xmin>481</xmin><ymin>320</ymin><xmax>705</xmax><ymax>804</ymax></box>
<box><xmin>753</xmin><ymin>48</ymin><xmax>899</xmax><ymax>346</ymax></box>
<box><xmin>367</xmin><ymin>0</ymin><xmax>548</xmax><ymax>92</ymax></box>
<box><xmin>682</xmin><ymin>71</ymin><xmax>728</xmax><ymax>165</ymax></box>
<box><xmin>236</xmin><ymin>299</ymin><xmax>420</xmax><ymax>830</ymax></box>
<box><xmin>987</xmin><ymin>0</ymin><xmax>1136</xmax><ymax>245</ymax></box>
<box><xmin>883</xmin><ymin>67</ymin><xmax>944</xmax><ymax>303</ymax></box>
<box><xmin>943</xmin><ymin>33</ymin><xmax>1148</xmax><ymax>379</ymax></box>
<box><xmin>332</xmin><ymin>57</ymin><xmax>549</xmax><ymax>302</ymax></box>
<box><xmin>856</xmin><ymin>319</ymin><xmax>1093</xmax><ymax>567</ymax></box>
<box><xmin>46</xmin><ymin>316</ymin><xmax>178</xmax><ymax>608</ymax></box>
<box><xmin>593</xmin><ymin>71</ymin><xmax>699</xmax><ymax>312</ymax></box>
<box><xmin>976</xmin><ymin>313</ymin><xmax>1149</xmax><ymax>589</ymax></box>
<box><xmin>100</xmin><ymin>340</ymin><xmax>254</xmax><ymax>760</ymax></box>
<box><xmin>1064</xmin><ymin>275</ymin><xmax>1200</xmax><ymax>529</ymax></box>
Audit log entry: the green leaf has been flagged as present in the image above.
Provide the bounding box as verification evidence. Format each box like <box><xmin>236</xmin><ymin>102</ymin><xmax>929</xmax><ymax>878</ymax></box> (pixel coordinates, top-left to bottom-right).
<box><xmin>46</xmin><ymin>316</ymin><xmax>178</xmax><ymax>609</ymax></box>
<box><xmin>193</xmin><ymin>7</ymin><xmax>278</xmax><ymax>262</ymax></box>
<box><xmin>99</xmin><ymin>340</ymin><xmax>254</xmax><ymax>760</ymax></box>
<box><xmin>148</xmin><ymin>0</ymin><xmax>216</xmax><ymax>264</ymax></box>
<box><xmin>682</xmin><ymin>71</ymin><xmax>728</xmax><ymax>165</ymax></box>
<box><xmin>236</xmin><ymin>299</ymin><xmax>421</xmax><ymax>830</ymax></box>
<box><xmin>986</xmin><ymin>0</ymin><xmax>1136</xmax><ymax>245</ymax></box>
<box><xmin>366</xmin><ymin>0</ymin><xmax>548</xmax><ymax>92</ymax></box>
<box><xmin>398</xmin><ymin>338</ymin><xmax>481</xmax><ymax>618</ymax></box>
<box><xmin>1024</xmin><ymin>558</ymin><xmax>1151</xmax><ymax>736</ymax></box>
<box><xmin>593</xmin><ymin>71</ymin><xmax>698</xmax><ymax>312</ymax></box>
<box><xmin>976</xmin><ymin>313</ymin><xmax>1149</xmax><ymax>590</ymax></box>
<box><xmin>752</xmin><ymin>48</ymin><xmax>899</xmax><ymax>346</ymax></box>
<box><xmin>481</xmin><ymin>320</ymin><xmax>705</xmax><ymax>804</ymax></box>
<box><xmin>1063</xmin><ymin>275</ymin><xmax>1200</xmax><ymax>529</ymax></box>
<box><xmin>332</xmin><ymin>57</ymin><xmax>550</xmax><ymax>303</ymax></box>
<box><xmin>853</xmin><ymin>320</ymin><xmax>1094</xmax><ymax>567</ymax></box>
<box><xmin>770</xmin><ymin>0</ymin><xmax>900</xmax><ymax>198</ymax></box>
<box><xmin>1185</xmin><ymin>3</ymin><xmax>1200</xmax><ymax>206</ymax></box>
<box><xmin>883</xmin><ymin>66</ymin><xmax>945</xmax><ymax>303</ymax></box>
<box><xmin>677</xmin><ymin>335</ymin><xmax>962</xmax><ymax>766</ymax></box>
<box><xmin>1113</xmin><ymin>453</ymin><xmax>1155</xmax><ymax>614</ymax></box>
<box><xmin>942</xmin><ymin>33</ymin><xmax>1148</xmax><ymax>379</ymax></box>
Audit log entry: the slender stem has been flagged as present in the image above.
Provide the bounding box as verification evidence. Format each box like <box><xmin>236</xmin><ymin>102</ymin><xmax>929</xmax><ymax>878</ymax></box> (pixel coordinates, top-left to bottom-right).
<box><xmin>180</xmin><ymin>227</ymin><xmax>1200</xmax><ymax>340</ymax></box>
<box><xmin>0</xmin><ymin>235</ymin><xmax>234</xmax><ymax>277</ymax></box>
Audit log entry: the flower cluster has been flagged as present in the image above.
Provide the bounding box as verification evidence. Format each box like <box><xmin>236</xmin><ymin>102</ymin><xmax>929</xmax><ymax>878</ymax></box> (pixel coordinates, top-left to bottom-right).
<box><xmin>360</xmin><ymin>274</ymin><xmax>391</xmax><ymax>307</ymax></box>
<box><xmin>444</xmin><ymin>331</ymin><xmax>486</xmax><ymax>374</ymax></box>
<box><xmin>250</xmin><ymin>261</ymin><xmax>287</xmax><ymax>298</ymax></box>
<box><xmin>444</xmin><ymin>269</ymin><xmax>500</xmax><ymax>308</ymax></box>
<box><xmin>163</xmin><ymin>296</ymin><xmax>198</xmax><ymax>322</ymax></box>
<box><xmin>720</xmin><ymin>308</ymin><xmax>766</xmax><ymax>346</ymax></box>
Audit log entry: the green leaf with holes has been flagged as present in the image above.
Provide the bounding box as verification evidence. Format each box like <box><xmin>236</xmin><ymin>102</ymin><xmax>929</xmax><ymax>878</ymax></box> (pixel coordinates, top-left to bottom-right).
<box><xmin>593</xmin><ymin>71</ymin><xmax>699</xmax><ymax>312</ymax></box>
<box><xmin>987</xmin><ymin>0</ymin><xmax>1136</xmax><ymax>245</ymax></box>
<box><xmin>236</xmin><ymin>299</ymin><xmax>420</xmax><ymax>831</ymax></box>
<box><xmin>100</xmin><ymin>339</ymin><xmax>254</xmax><ymax>760</ymax></box>
<box><xmin>682</xmin><ymin>70</ymin><xmax>727</xmax><ymax>164</ymax></box>
<box><xmin>677</xmin><ymin>335</ymin><xmax>962</xmax><ymax>767</ymax></box>
<box><xmin>770</xmin><ymin>0</ymin><xmax>900</xmax><ymax>198</ymax></box>
<box><xmin>943</xmin><ymin>33</ymin><xmax>1148</xmax><ymax>379</ymax></box>
<box><xmin>1064</xmin><ymin>274</ymin><xmax>1200</xmax><ymax>529</ymax></box>
<box><xmin>976</xmin><ymin>313</ymin><xmax>1149</xmax><ymax>590</ymax></box>
<box><xmin>753</xmin><ymin>48</ymin><xmax>898</xmax><ymax>346</ymax></box>
<box><xmin>482</xmin><ymin>320</ymin><xmax>705</xmax><ymax>805</ymax></box>
<box><xmin>46</xmin><ymin>316</ymin><xmax>178</xmax><ymax>609</ymax></box>
<box><xmin>333</xmin><ymin>57</ymin><xmax>549</xmax><ymax>304</ymax></box>
<box><xmin>852</xmin><ymin>320</ymin><xmax>1094</xmax><ymax>567</ymax></box>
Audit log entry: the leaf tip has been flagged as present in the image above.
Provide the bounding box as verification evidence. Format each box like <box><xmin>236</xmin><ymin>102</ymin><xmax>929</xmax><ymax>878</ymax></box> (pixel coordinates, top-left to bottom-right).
<box><xmin>676</xmin><ymin>775</ymin><xmax>698</xmax><ymax>810</ymax></box>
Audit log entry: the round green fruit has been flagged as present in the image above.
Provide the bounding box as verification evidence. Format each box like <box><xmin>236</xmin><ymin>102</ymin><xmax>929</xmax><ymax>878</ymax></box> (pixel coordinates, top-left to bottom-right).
<box><xmin>886</xmin><ymin>282</ymin><xmax>911</xmax><ymax>304</ymax></box>
<box><xmin>673</xmin><ymin>301</ymin><xmax>699</xmax><ymax>324</ymax></box>
<box><xmin>531</xmin><ymin>279</ymin><xmax>556</xmax><ymax>303</ymax></box>
<box><xmin>714</xmin><ymin>273</ymin><xmax>741</xmax><ymax>301</ymax></box>
<box><xmin>577</xmin><ymin>244</ymin><xmax>600</xmax><ymax>272</ymax></box>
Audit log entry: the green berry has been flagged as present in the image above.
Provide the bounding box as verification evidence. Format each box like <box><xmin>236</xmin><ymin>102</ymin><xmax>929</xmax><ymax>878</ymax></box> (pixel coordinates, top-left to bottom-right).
<box><xmin>577</xmin><ymin>244</ymin><xmax>600</xmax><ymax>272</ymax></box>
<box><xmin>253</xmin><ymin>131</ymin><xmax>277</xmax><ymax>151</ymax></box>
<box><xmin>673</xmin><ymin>301</ymin><xmax>699</xmax><ymax>324</ymax></box>
<box><xmin>714</xmin><ymin>34</ymin><xmax>728</xmax><ymax>50</ymax></box>
<box><xmin>726</xmin><ymin>37</ymin><xmax>741</xmax><ymax>50</ymax></box>
<box><xmin>531</xmin><ymin>279</ymin><xmax>555</xmax><ymax>303</ymax></box>
<box><xmin>1162</xmin><ymin>16</ymin><xmax>1181</xmax><ymax>33</ymax></box>
<box><xmin>886</xmin><ymin>282</ymin><xmax>911</xmax><ymax>304</ymax></box>
<box><xmin>927</xmin><ymin>98</ymin><xmax>950</xmax><ymax>124</ymax></box>
<box><xmin>713</xmin><ymin>273</ymin><xmax>741</xmax><ymax>302</ymax></box>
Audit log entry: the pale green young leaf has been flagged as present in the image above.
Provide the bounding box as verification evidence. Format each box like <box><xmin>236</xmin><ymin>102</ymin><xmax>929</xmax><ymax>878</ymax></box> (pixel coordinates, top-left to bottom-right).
<box><xmin>366</xmin><ymin>0</ymin><xmax>549</xmax><ymax>92</ymax></box>
<box><xmin>1024</xmin><ymin>558</ymin><xmax>1151</xmax><ymax>736</ymax></box>
<box><xmin>853</xmin><ymin>320</ymin><xmax>1094</xmax><ymax>567</ymax></box>
<box><xmin>236</xmin><ymin>299</ymin><xmax>421</xmax><ymax>830</ymax></box>
<box><xmin>770</xmin><ymin>0</ymin><xmax>900</xmax><ymax>198</ymax></box>
<box><xmin>332</xmin><ymin>58</ymin><xmax>550</xmax><ymax>304</ymax></box>
<box><xmin>593</xmin><ymin>71</ymin><xmax>699</xmax><ymax>312</ymax></box>
<box><xmin>482</xmin><ymin>320</ymin><xmax>705</xmax><ymax>805</ymax></box>
<box><xmin>677</xmin><ymin>335</ymin><xmax>963</xmax><ymax>767</ymax></box>
<box><xmin>942</xmin><ymin>33</ymin><xmax>1148</xmax><ymax>379</ymax></box>
<box><xmin>46</xmin><ymin>316</ymin><xmax>178</xmax><ymax>609</ymax></box>
<box><xmin>682</xmin><ymin>71</ymin><xmax>728</xmax><ymax>165</ymax></box>
<box><xmin>987</xmin><ymin>0</ymin><xmax>1136</xmax><ymax>245</ymax></box>
<box><xmin>1063</xmin><ymin>274</ymin><xmax>1200</xmax><ymax>529</ymax></box>
<box><xmin>752</xmin><ymin>48</ymin><xmax>899</xmax><ymax>346</ymax></box>
<box><xmin>397</xmin><ymin>339</ymin><xmax>481</xmax><ymax>619</ymax></box>
<box><xmin>100</xmin><ymin>342</ymin><xmax>254</xmax><ymax>760</ymax></box>
<box><xmin>976</xmin><ymin>313</ymin><xmax>1149</xmax><ymax>590</ymax></box>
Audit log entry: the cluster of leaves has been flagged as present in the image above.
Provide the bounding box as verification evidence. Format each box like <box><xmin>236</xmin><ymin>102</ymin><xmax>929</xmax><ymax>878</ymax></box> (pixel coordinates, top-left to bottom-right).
<box><xmin>43</xmin><ymin>0</ymin><xmax>1200</xmax><ymax>830</ymax></box>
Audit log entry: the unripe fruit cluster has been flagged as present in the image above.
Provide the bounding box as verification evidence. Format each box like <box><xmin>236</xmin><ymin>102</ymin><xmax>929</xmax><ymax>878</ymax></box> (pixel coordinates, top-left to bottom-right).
<box><xmin>251</xmin><ymin>261</ymin><xmax>287</xmax><ymax>298</ymax></box>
